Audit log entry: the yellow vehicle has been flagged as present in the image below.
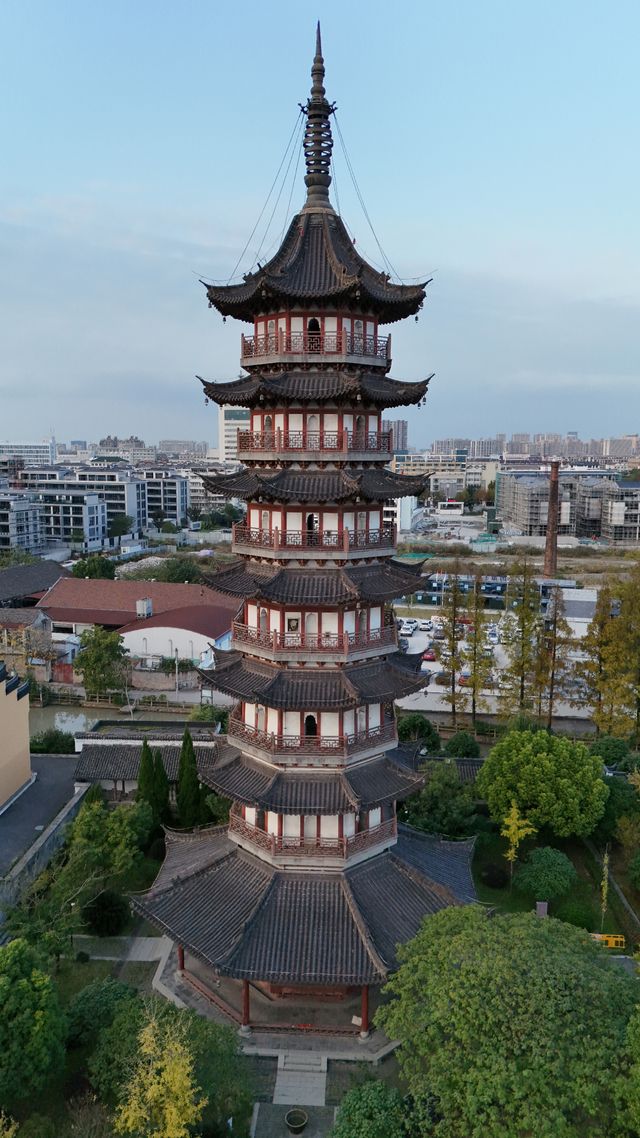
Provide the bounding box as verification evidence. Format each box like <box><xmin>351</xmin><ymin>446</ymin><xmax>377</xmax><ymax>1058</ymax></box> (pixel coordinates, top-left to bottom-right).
<box><xmin>590</xmin><ymin>933</ymin><xmax>626</xmax><ymax>950</ymax></box>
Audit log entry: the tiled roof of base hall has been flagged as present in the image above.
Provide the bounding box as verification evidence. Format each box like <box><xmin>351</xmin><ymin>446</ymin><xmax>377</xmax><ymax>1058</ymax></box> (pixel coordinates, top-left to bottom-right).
<box><xmin>198</xmin><ymin>647</ymin><xmax>427</xmax><ymax>709</ymax></box>
<box><xmin>131</xmin><ymin>826</ymin><xmax>476</xmax><ymax>985</ymax></box>
<box><xmin>202</xmin><ymin>558</ymin><xmax>426</xmax><ymax>605</ymax></box>
<box><xmin>198</xmin><ymin>370</ymin><xmax>432</xmax><ymax>409</ymax></box>
<box><xmin>201</xmin><ymin>467</ymin><xmax>430</xmax><ymax>504</ymax></box>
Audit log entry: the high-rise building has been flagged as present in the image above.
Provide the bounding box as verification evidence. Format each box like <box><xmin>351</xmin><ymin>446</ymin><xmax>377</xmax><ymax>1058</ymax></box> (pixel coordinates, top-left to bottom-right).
<box><xmin>218</xmin><ymin>405</ymin><xmax>250</xmax><ymax>463</ymax></box>
<box><xmin>130</xmin><ymin>29</ymin><xmax>474</xmax><ymax>1035</ymax></box>
<box><xmin>383</xmin><ymin>418</ymin><xmax>408</xmax><ymax>453</ymax></box>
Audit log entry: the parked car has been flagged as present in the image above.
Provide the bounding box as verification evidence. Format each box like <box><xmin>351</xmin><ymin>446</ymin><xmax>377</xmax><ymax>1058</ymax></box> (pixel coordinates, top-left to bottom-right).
<box><xmin>433</xmin><ymin>628</ymin><xmax>445</xmax><ymax>640</ymax></box>
<box><xmin>423</xmin><ymin>648</ymin><xmax>437</xmax><ymax>661</ymax></box>
<box><xmin>399</xmin><ymin>623</ymin><xmax>415</xmax><ymax>637</ymax></box>
<box><xmin>418</xmin><ymin>619</ymin><xmax>432</xmax><ymax>631</ymax></box>
<box><xmin>435</xmin><ymin>670</ymin><xmax>453</xmax><ymax>686</ymax></box>
<box><xmin>402</xmin><ymin>618</ymin><xmax>419</xmax><ymax>631</ymax></box>
<box><xmin>398</xmin><ymin>637</ymin><xmax>409</xmax><ymax>653</ymax></box>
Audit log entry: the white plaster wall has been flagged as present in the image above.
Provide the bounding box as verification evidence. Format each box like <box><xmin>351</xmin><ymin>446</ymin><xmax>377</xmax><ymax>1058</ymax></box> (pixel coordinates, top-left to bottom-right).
<box><xmin>343</xmin><ymin>812</ymin><xmax>355</xmax><ymax>837</ymax></box>
<box><xmin>284</xmin><ymin>710</ymin><xmax>300</xmax><ymax>735</ymax></box>
<box><xmin>324</xmin><ymin>412</ymin><xmax>338</xmax><ymax>430</ymax></box>
<box><xmin>321</xmin><ymin>710</ymin><xmax>339</xmax><ymax>736</ymax></box>
<box><xmin>369</xmin><ymin>704</ymin><xmax>381</xmax><ymax>729</ymax></box>
<box><xmin>321</xmin><ymin>815</ymin><xmax>339</xmax><ymax>839</ymax></box>
<box><xmin>343</xmin><ymin>610</ymin><xmax>356</xmax><ymax>634</ymax></box>
<box><xmin>247</xmin><ymin>603</ymin><xmax>258</xmax><ymax>627</ymax></box>
<box><xmin>369</xmin><ymin>606</ymin><xmax>381</xmax><ymax>630</ymax></box>
<box><xmin>289</xmin><ymin>413</ymin><xmax>303</xmax><ymax>432</ymax></box>
<box><xmin>323</xmin><ymin>511</ymin><xmax>338</xmax><ymax>530</ymax></box>
<box><xmin>267</xmin><ymin>811</ymin><xmax>278</xmax><ymax>835</ymax></box>
<box><xmin>322</xmin><ymin>611</ymin><xmax>338</xmax><ymax>635</ymax></box>
<box><xmin>267</xmin><ymin>707</ymin><xmax>278</xmax><ymax>733</ymax></box>
<box><xmin>245</xmin><ymin>806</ymin><xmax>256</xmax><ymax>826</ymax></box>
<box><xmin>369</xmin><ymin>807</ymin><xmax>381</xmax><ymax>828</ymax></box>
<box><xmin>304</xmin><ymin>816</ymin><xmax>316</xmax><ymax>840</ymax></box>
<box><xmin>283</xmin><ymin>815</ymin><xmax>299</xmax><ymax>838</ymax></box>
<box><xmin>244</xmin><ymin>704</ymin><xmax>256</xmax><ymax>727</ymax></box>
<box><xmin>343</xmin><ymin>710</ymin><xmax>354</xmax><ymax>735</ymax></box>
<box><xmin>287</xmin><ymin>511</ymin><xmax>302</xmax><ymax>531</ymax></box>
<box><xmin>122</xmin><ymin>626</ymin><xmax>221</xmax><ymax>662</ymax></box>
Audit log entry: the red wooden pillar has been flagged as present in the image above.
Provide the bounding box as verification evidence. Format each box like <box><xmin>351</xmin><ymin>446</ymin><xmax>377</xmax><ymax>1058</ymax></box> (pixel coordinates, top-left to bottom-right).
<box><xmin>360</xmin><ymin>985</ymin><xmax>370</xmax><ymax>1038</ymax></box>
<box><xmin>177</xmin><ymin>944</ymin><xmax>185</xmax><ymax>971</ymax></box>
<box><xmin>241</xmin><ymin>979</ymin><xmax>251</xmax><ymax>1035</ymax></box>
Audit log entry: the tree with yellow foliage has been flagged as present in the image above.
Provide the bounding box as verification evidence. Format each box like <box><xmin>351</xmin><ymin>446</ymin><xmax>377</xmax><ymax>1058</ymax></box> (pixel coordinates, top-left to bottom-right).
<box><xmin>0</xmin><ymin>1115</ymin><xmax>18</xmax><ymax>1138</ymax></box>
<box><xmin>501</xmin><ymin>801</ymin><xmax>537</xmax><ymax>887</ymax></box>
<box><xmin>115</xmin><ymin>1013</ymin><xmax>206</xmax><ymax>1138</ymax></box>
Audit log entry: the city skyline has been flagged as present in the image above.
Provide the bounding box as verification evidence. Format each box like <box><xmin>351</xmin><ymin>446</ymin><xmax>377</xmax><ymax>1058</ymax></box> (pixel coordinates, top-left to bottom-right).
<box><xmin>2</xmin><ymin>0</ymin><xmax>639</xmax><ymax>443</ymax></box>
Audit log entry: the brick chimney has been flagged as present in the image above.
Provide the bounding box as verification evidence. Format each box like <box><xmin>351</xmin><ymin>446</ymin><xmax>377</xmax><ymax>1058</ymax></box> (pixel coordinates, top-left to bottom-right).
<box><xmin>543</xmin><ymin>461</ymin><xmax>560</xmax><ymax>578</ymax></box>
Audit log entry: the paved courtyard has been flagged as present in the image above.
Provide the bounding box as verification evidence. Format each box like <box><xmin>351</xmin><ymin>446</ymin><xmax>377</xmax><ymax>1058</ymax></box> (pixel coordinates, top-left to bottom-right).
<box><xmin>0</xmin><ymin>755</ymin><xmax>77</xmax><ymax>875</ymax></box>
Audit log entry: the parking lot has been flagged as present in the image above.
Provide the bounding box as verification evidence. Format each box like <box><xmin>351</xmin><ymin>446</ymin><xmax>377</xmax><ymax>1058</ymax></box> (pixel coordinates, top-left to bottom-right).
<box><xmin>396</xmin><ymin>609</ymin><xmax>589</xmax><ymax>721</ymax></box>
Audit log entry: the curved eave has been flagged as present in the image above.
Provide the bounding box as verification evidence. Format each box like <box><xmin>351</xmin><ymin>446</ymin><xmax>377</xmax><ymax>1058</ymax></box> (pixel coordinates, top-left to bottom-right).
<box><xmin>199</xmin><ymin>372</ymin><xmax>433</xmax><ymax>410</ymax></box>
<box><xmin>197</xmin><ymin>649</ymin><xmax>428</xmax><ymax>710</ymax></box>
<box><xmin>201</xmin><ymin>558</ymin><xmax>427</xmax><ymax>606</ymax></box>
<box><xmin>201</xmin><ymin>469</ymin><xmax>430</xmax><ymax>504</ymax></box>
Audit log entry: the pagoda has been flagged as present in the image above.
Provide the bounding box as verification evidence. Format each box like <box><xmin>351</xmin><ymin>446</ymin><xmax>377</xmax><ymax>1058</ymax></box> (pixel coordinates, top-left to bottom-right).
<box><xmin>133</xmin><ymin>27</ymin><xmax>475</xmax><ymax>1037</ymax></box>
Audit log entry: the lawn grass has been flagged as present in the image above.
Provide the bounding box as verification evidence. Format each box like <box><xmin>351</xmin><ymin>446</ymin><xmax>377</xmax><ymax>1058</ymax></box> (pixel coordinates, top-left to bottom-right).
<box><xmin>472</xmin><ymin>828</ymin><xmax>633</xmax><ymax>939</ymax></box>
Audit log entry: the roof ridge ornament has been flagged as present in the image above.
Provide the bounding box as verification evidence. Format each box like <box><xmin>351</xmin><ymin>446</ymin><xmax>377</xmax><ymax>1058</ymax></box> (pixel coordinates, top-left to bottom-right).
<box><xmin>301</xmin><ymin>22</ymin><xmax>336</xmax><ymax>211</ymax></box>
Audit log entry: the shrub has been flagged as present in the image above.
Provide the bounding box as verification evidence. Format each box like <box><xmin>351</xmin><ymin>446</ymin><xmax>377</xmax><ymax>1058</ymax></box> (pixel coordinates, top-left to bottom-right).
<box><xmin>480</xmin><ymin>862</ymin><xmax>509</xmax><ymax>889</ymax></box>
<box><xmin>397</xmin><ymin>713</ymin><xmax>441</xmax><ymax>752</ymax></box>
<box><xmin>331</xmin><ymin>1080</ymin><xmax>409</xmax><ymax>1138</ymax></box>
<box><xmin>75</xmin><ymin>950</ymin><xmax>90</xmax><ymax>963</ymax></box>
<box><xmin>444</xmin><ymin>731</ymin><xmax>480</xmax><ymax>758</ymax></box>
<box><xmin>83</xmin><ymin>783</ymin><xmax>106</xmax><ymax>806</ymax></box>
<box><xmin>29</xmin><ymin>728</ymin><xmax>75</xmax><ymax>754</ymax></box>
<box><xmin>556</xmin><ymin>897</ymin><xmax>597</xmax><ymax>931</ymax></box>
<box><xmin>514</xmin><ymin>847</ymin><xmax>578</xmax><ymax>902</ymax></box>
<box><xmin>82</xmin><ymin>890</ymin><xmax>130</xmax><ymax>937</ymax></box>
<box><xmin>628</xmin><ymin>852</ymin><xmax>640</xmax><ymax>891</ymax></box>
<box><xmin>592</xmin><ymin>778</ymin><xmax>640</xmax><ymax>844</ymax></box>
<box><xmin>590</xmin><ymin>736</ymin><xmax>631</xmax><ymax>767</ymax></box>
<box><xmin>67</xmin><ymin>977</ymin><xmax>135</xmax><ymax>1048</ymax></box>
<box><xmin>17</xmin><ymin>1117</ymin><xmax>56</xmax><ymax>1138</ymax></box>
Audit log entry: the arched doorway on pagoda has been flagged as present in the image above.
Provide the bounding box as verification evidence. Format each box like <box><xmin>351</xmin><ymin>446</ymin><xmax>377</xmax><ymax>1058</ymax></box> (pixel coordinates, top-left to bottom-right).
<box><xmin>307</xmin><ymin>316</ymin><xmax>320</xmax><ymax>352</ymax></box>
<box><xmin>305</xmin><ymin>611</ymin><xmax>318</xmax><ymax>647</ymax></box>
<box><xmin>259</xmin><ymin>607</ymin><xmax>268</xmax><ymax>638</ymax></box>
<box><xmin>304</xmin><ymin>713</ymin><xmax>318</xmax><ymax>737</ymax></box>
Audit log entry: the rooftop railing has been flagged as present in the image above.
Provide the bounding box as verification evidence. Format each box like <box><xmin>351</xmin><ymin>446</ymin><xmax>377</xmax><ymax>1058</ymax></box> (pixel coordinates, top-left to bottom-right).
<box><xmin>236</xmin><ymin>430</ymin><xmax>392</xmax><ymax>456</ymax></box>
<box><xmin>240</xmin><ymin>329</ymin><xmax>390</xmax><ymax>364</ymax></box>
<box><xmin>232</xmin><ymin>524</ymin><xmax>396</xmax><ymax>555</ymax></box>
<box><xmin>228</xmin><ymin>714</ymin><xmax>397</xmax><ymax>760</ymax></box>
<box><xmin>229</xmin><ymin>807</ymin><xmax>397</xmax><ymax>859</ymax></box>
<box><xmin>232</xmin><ymin>621</ymin><xmax>397</xmax><ymax>658</ymax></box>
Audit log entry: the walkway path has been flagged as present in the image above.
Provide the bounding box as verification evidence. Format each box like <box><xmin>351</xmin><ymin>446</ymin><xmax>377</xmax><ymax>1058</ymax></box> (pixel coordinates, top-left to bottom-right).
<box><xmin>73</xmin><ymin>934</ymin><xmax>167</xmax><ymax>961</ymax></box>
<box><xmin>272</xmin><ymin>1052</ymin><xmax>327</xmax><ymax>1107</ymax></box>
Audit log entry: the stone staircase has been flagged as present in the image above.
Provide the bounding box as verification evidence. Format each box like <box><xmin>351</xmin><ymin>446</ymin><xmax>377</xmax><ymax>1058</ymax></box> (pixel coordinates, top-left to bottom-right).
<box><xmin>273</xmin><ymin>1051</ymin><xmax>328</xmax><ymax>1105</ymax></box>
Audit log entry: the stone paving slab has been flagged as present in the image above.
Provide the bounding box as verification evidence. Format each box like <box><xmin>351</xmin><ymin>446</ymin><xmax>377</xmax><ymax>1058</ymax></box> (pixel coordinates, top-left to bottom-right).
<box><xmin>273</xmin><ymin>1052</ymin><xmax>327</xmax><ymax>1106</ymax></box>
<box><xmin>252</xmin><ymin>1103</ymin><xmax>336</xmax><ymax>1138</ymax></box>
<box><xmin>73</xmin><ymin>934</ymin><xmax>167</xmax><ymax>961</ymax></box>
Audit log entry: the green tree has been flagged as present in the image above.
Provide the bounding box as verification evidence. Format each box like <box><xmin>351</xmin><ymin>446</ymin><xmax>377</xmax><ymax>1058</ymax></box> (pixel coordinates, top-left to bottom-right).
<box><xmin>397</xmin><ymin>713</ymin><xmax>440</xmax><ymax>751</ymax></box>
<box><xmin>378</xmin><ymin>907</ymin><xmax>638</xmax><ymax>1138</ymax></box>
<box><xmin>76</xmin><ymin>626</ymin><xmax>129</xmax><ymax>697</ymax></box>
<box><xmin>150</xmin><ymin>508</ymin><xmax>165</xmax><ymax>528</ymax></box>
<box><xmin>0</xmin><ymin>1114</ymin><xmax>18</xmax><ymax>1138</ymax></box>
<box><xmin>0</xmin><ymin>939</ymin><xmax>67</xmax><ymax>1104</ymax></box>
<box><xmin>160</xmin><ymin>557</ymin><xmax>203</xmax><ymax>584</ymax></box>
<box><xmin>514</xmin><ymin>846</ymin><xmax>578</xmax><ymax>901</ymax></box>
<box><xmin>537</xmin><ymin>586</ymin><xmax>574</xmax><ymax>730</ymax></box>
<box><xmin>108</xmin><ymin>513</ymin><xmax>135</xmax><ymax>540</ymax></box>
<box><xmin>152</xmin><ymin>748</ymin><xmax>171</xmax><ymax>823</ymax></box>
<box><xmin>115</xmin><ymin>1013</ymin><xmax>206</xmax><ymax>1138</ymax></box>
<box><xmin>458</xmin><ymin>573</ymin><xmax>493</xmax><ymax>727</ymax></box>
<box><xmin>72</xmin><ymin>555</ymin><xmax>116</xmax><ymax>579</ymax></box>
<box><xmin>599</xmin><ymin>566</ymin><xmax>640</xmax><ymax>740</ymax></box>
<box><xmin>136</xmin><ymin>738</ymin><xmax>155</xmax><ymax>814</ymax></box>
<box><xmin>438</xmin><ymin>568</ymin><xmax>467</xmax><ymax>727</ymax></box>
<box><xmin>29</xmin><ymin>727</ymin><xmax>75</xmax><ymax>753</ymax></box>
<box><xmin>331</xmin><ymin>1080</ymin><xmax>408</xmax><ymax>1138</ymax></box>
<box><xmin>477</xmin><ymin>730</ymin><xmax>609</xmax><ymax>838</ymax></box>
<box><xmin>52</xmin><ymin>799</ymin><xmax>153</xmax><ymax>908</ymax></box>
<box><xmin>443</xmin><ymin>730</ymin><xmax>479</xmax><ymax>757</ymax></box>
<box><xmin>592</xmin><ymin>777</ymin><xmax>640</xmax><ymax>844</ymax></box>
<box><xmin>590</xmin><ymin>734</ymin><xmax>631</xmax><ymax>767</ymax></box>
<box><xmin>91</xmin><ymin>998</ymin><xmax>251</xmax><ymax>1134</ymax></box>
<box><xmin>500</xmin><ymin>559</ymin><xmax>542</xmax><ymax>715</ymax></box>
<box><xmin>177</xmin><ymin>729</ymin><xmax>201</xmax><ymax>829</ymax></box>
<box><xmin>401</xmin><ymin>761</ymin><xmax>476</xmax><ymax>837</ymax></box>
<box><xmin>67</xmin><ymin>977</ymin><xmax>136</xmax><ymax>1047</ymax></box>
<box><xmin>575</xmin><ymin>585</ymin><xmax>616</xmax><ymax>732</ymax></box>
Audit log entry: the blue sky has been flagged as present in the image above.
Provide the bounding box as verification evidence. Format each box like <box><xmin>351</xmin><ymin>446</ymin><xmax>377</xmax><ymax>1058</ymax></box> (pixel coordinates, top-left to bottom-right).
<box><xmin>1</xmin><ymin>0</ymin><xmax>639</xmax><ymax>447</ymax></box>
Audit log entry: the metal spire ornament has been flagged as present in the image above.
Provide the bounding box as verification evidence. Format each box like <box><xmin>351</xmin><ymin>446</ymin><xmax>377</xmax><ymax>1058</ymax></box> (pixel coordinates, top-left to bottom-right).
<box><xmin>302</xmin><ymin>23</ymin><xmax>336</xmax><ymax>209</ymax></box>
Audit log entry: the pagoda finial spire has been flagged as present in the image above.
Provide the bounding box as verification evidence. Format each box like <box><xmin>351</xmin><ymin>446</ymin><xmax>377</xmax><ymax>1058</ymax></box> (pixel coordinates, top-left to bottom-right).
<box><xmin>302</xmin><ymin>22</ymin><xmax>335</xmax><ymax>210</ymax></box>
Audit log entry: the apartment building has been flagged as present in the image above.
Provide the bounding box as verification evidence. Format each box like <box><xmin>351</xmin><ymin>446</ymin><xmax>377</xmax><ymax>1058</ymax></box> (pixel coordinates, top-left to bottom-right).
<box><xmin>600</xmin><ymin>481</ymin><xmax>640</xmax><ymax>543</ymax></box>
<box><xmin>18</xmin><ymin>467</ymin><xmax>148</xmax><ymax>534</ymax></box>
<box><xmin>0</xmin><ymin>492</ymin><xmax>45</xmax><ymax>553</ymax></box>
<box><xmin>139</xmin><ymin>469</ymin><xmax>189</xmax><ymax>525</ymax></box>
<box><xmin>33</xmin><ymin>488</ymin><xmax>108</xmax><ymax>551</ymax></box>
<box><xmin>382</xmin><ymin>419</ymin><xmax>408</xmax><ymax>453</ymax></box>
<box><xmin>218</xmin><ymin>405</ymin><xmax>250</xmax><ymax>463</ymax></box>
<box><xmin>496</xmin><ymin>469</ymin><xmax>619</xmax><ymax>537</ymax></box>
<box><xmin>0</xmin><ymin>439</ymin><xmax>57</xmax><ymax>465</ymax></box>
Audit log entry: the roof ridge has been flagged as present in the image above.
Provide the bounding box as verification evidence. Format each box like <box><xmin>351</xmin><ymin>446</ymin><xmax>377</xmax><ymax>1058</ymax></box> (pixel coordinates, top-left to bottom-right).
<box><xmin>388</xmin><ymin>848</ymin><xmax>460</xmax><ymax>908</ymax></box>
<box><xmin>340</xmin><ymin>874</ymin><xmax>389</xmax><ymax>976</ymax></box>
<box><xmin>218</xmin><ymin>859</ymin><xmax>278</xmax><ymax>970</ymax></box>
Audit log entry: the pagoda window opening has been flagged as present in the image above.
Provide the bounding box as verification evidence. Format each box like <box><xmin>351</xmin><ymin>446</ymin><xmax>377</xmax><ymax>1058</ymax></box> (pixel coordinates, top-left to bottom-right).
<box><xmin>305</xmin><ymin>612</ymin><xmax>318</xmax><ymax>644</ymax></box>
<box><xmin>259</xmin><ymin>608</ymin><xmax>268</xmax><ymax>636</ymax></box>
<box><xmin>267</xmin><ymin>319</ymin><xmax>276</xmax><ymax>352</ymax></box>
<box><xmin>356</xmin><ymin>705</ymin><xmax>367</xmax><ymax>734</ymax></box>
<box><xmin>261</xmin><ymin>509</ymin><xmax>270</xmax><ymax>533</ymax></box>
<box><xmin>304</xmin><ymin>713</ymin><xmax>318</xmax><ymax>738</ymax></box>
<box><xmin>355</xmin><ymin>414</ymin><xmax>366</xmax><ymax>447</ymax></box>
<box><xmin>264</xmin><ymin>414</ymin><xmax>274</xmax><ymax>443</ymax></box>
<box><xmin>307</xmin><ymin>412</ymin><xmax>319</xmax><ymax>445</ymax></box>
<box><xmin>357</xmin><ymin>610</ymin><xmax>367</xmax><ymax>641</ymax></box>
<box><xmin>307</xmin><ymin>316</ymin><xmax>321</xmax><ymax>353</ymax></box>
<box><xmin>306</xmin><ymin>512</ymin><xmax>319</xmax><ymax>537</ymax></box>
<box><xmin>256</xmin><ymin>705</ymin><xmax>266</xmax><ymax>733</ymax></box>
<box><xmin>354</xmin><ymin>318</ymin><xmax>364</xmax><ymax>353</ymax></box>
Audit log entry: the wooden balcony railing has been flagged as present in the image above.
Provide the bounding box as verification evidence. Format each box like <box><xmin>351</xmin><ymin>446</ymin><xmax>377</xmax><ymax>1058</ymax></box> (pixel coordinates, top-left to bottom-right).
<box><xmin>232</xmin><ymin>524</ymin><xmax>396</xmax><ymax>555</ymax></box>
<box><xmin>232</xmin><ymin>621</ymin><xmax>397</xmax><ymax>656</ymax></box>
<box><xmin>228</xmin><ymin>714</ymin><xmax>397</xmax><ymax>759</ymax></box>
<box><xmin>229</xmin><ymin>807</ymin><xmax>397</xmax><ymax>858</ymax></box>
<box><xmin>236</xmin><ymin>430</ymin><xmax>392</xmax><ymax>456</ymax></box>
<box><xmin>240</xmin><ymin>330</ymin><xmax>391</xmax><ymax>363</ymax></box>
